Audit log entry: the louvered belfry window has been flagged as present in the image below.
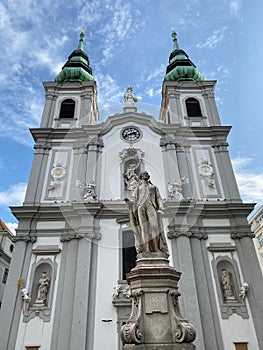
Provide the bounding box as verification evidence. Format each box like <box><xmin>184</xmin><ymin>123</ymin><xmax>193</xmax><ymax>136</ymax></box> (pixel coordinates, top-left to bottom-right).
<box><xmin>59</xmin><ymin>99</ymin><xmax>75</xmax><ymax>118</ymax></box>
<box><xmin>186</xmin><ymin>97</ymin><xmax>202</xmax><ymax>117</ymax></box>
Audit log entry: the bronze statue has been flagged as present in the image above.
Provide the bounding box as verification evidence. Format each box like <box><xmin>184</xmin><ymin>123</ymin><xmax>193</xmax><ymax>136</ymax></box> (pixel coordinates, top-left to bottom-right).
<box><xmin>125</xmin><ymin>171</ymin><xmax>169</xmax><ymax>255</ymax></box>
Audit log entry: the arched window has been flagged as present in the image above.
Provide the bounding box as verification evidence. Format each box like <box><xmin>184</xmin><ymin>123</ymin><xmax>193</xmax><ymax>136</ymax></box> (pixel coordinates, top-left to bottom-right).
<box><xmin>59</xmin><ymin>99</ymin><xmax>75</xmax><ymax>118</ymax></box>
<box><xmin>186</xmin><ymin>98</ymin><xmax>202</xmax><ymax>117</ymax></box>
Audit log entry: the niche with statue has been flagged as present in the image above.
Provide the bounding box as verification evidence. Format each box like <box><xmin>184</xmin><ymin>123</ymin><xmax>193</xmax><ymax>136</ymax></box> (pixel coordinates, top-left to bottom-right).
<box><xmin>211</xmin><ymin>254</ymin><xmax>248</xmax><ymax>319</ymax></box>
<box><xmin>23</xmin><ymin>258</ymin><xmax>57</xmax><ymax>322</ymax></box>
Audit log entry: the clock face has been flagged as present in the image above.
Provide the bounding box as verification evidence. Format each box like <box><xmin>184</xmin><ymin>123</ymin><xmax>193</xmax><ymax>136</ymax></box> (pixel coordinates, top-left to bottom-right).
<box><xmin>121</xmin><ymin>126</ymin><xmax>141</xmax><ymax>142</ymax></box>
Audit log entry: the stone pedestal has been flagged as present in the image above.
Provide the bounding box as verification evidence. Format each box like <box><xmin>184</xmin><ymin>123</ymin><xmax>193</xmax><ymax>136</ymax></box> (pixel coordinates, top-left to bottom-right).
<box><xmin>121</xmin><ymin>253</ymin><xmax>196</xmax><ymax>349</ymax></box>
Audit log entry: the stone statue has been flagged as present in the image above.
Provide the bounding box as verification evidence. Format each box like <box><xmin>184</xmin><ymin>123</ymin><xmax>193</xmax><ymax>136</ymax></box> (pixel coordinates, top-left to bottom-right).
<box><xmin>168</xmin><ymin>178</ymin><xmax>185</xmax><ymax>200</ymax></box>
<box><xmin>125</xmin><ymin>162</ymin><xmax>140</xmax><ymax>191</ymax></box>
<box><xmin>239</xmin><ymin>282</ymin><xmax>249</xmax><ymax>299</ymax></box>
<box><xmin>124</xmin><ymin>86</ymin><xmax>138</xmax><ymax>106</ymax></box>
<box><xmin>221</xmin><ymin>269</ymin><xmax>237</xmax><ymax>303</ymax></box>
<box><xmin>34</xmin><ymin>272</ymin><xmax>50</xmax><ymax>307</ymax></box>
<box><xmin>83</xmin><ymin>181</ymin><xmax>97</xmax><ymax>201</ymax></box>
<box><xmin>125</xmin><ymin>171</ymin><xmax>169</xmax><ymax>255</ymax></box>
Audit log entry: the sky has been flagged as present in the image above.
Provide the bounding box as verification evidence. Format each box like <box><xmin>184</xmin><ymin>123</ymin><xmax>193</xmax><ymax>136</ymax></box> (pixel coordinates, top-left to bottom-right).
<box><xmin>0</xmin><ymin>0</ymin><xmax>263</xmax><ymax>232</ymax></box>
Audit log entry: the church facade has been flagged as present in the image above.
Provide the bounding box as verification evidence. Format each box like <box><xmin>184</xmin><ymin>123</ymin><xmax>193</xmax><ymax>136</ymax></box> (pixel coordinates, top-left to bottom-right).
<box><xmin>0</xmin><ymin>32</ymin><xmax>262</xmax><ymax>350</ymax></box>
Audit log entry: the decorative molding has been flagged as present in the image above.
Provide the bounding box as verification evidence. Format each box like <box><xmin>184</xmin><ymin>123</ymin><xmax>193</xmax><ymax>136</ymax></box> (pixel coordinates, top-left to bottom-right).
<box><xmin>60</xmin><ymin>232</ymin><xmax>84</xmax><ymax>242</ymax></box>
<box><xmin>87</xmin><ymin>136</ymin><xmax>104</xmax><ymax>148</ymax></box>
<box><xmin>32</xmin><ymin>245</ymin><xmax>61</xmax><ymax>255</ymax></box>
<box><xmin>73</xmin><ymin>143</ymin><xmax>87</xmax><ymax>154</ymax></box>
<box><xmin>167</xmin><ymin>226</ymin><xmax>208</xmax><ymax>240</ymax></box>
<box><xmin>119</xmin><ymin>148</ymin><xmax>145</xmax><ymax>162</ymax></box>
<box><xmin>207</xmin><ymin>243</ymin><xmax>236</xmax><ymax>252</ymax></box>
<box><xmin>33</xmin><ymin>142</ymin><xmax>52</xmax><ymax>154</ymax></box>
<box><xmin>60</xmin><ymin>228</ymin><xmax>101</xmax><ymax>242</ymax></box>
<box><xmin>212</xmin><ymin>142</ymin><xmax>229</xmax><ymax>152</ymax></box>
<box><xmin>231</xmin><ymin>231</ymin><xmax>255</xmax><ymax>239</ymax></box>
<box><xmin>159</xmin><ymin>136</ymin><xmax>179</xmax><ymax>149</ymax></box>
<box><xmin>12</xmin><ymin>234</ymin><xmax>37</xmax><ymax>243</ymax></box>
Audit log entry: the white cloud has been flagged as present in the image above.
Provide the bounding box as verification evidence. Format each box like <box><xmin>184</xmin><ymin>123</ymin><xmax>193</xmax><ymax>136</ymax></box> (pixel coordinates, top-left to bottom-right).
<box><xmin>231</xmin><ymin>156</ymin><xmax>263</xmax><ymax>204</ymax></box>
<box><xmin>145</xmin><ymin>64</ymin><xmax>166</xmax><ymax>82</ymax></box>
<box><xmin>197</xmin><ymin>26</ymin><xmax>227</xmax><ymax>49</ymax></box>
<box><xmin>229</xmin><ymin>0</ymin><xmax>242</xmax><ymax>17</ymax></box>
<box><xmin>77</xmin><ymin>0</ymin><xmax>144</xmax><ymax>64</ymax></box>
<box><xmin>96</xmin><ymin>72</ymin><xmax>124</xmax><ymax>108</ymax></box>
<box><xmin>6</xmin><ymin>222</ymin><xmax>18</xmax><ymax>235</ymax></box>
<box><xmin>0</xmin><ymin>183</ymin><xmax>27</xmax><ymax>206</ymax></box>
<box><xmin>146</xmin><ymin>88</ymin><xmax>154</xmax><ymax>98</ymax></box>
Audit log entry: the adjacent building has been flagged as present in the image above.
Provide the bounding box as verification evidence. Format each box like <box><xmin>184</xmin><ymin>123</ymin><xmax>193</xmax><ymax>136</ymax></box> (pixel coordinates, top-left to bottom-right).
<box><xmin>0</xmin><ymin>219</ymin><xmax>14</xmax><ymax>308</ymax></box>
<box><xmin>249</xmin><ymin>205</ymin><xmax>263</xmax><ymax>274</ymax></box>
<box><xmin>0</xmin><ymin>31</ymin><xmax>263</xmax><ymax>350</ymax></box>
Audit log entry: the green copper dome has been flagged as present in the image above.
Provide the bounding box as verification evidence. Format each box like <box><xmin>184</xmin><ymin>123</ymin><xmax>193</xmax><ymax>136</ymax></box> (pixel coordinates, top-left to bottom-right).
<box><xmin>164</xmin><ymin>31</ymin><xmax>204</xmax><ymax>82</ymax></box>
<box><xmin>55</xmin><ymin>31</ymin><xmax>95</xmax><ymax>83</ymax></box>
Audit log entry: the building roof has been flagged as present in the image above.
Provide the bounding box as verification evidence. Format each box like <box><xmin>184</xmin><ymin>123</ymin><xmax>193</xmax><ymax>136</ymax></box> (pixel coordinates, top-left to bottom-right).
<box><xmin>164</xmin><ymin>31</ymin><xmax>204</xmax><ymax>82</ymax></box>
<box><xmin>55</xmin><ymin>30</ymin><xmax>95</xmax><ymax>84</ymax></box>
<box><xmin>0</xmin><ymin>218</ymin><xmax>14</xmax><ymax>236</ymax></box>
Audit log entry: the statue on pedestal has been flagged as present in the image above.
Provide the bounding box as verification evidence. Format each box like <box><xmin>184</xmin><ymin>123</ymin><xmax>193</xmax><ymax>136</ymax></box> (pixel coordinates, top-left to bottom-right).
<box><xmin>221</xmin><ymin>269</ymin><xmax>237</xmax><ymax>303</ymax></box>
<box><xmin>125</xmin><ymin>171</ymin><xmax>169</xmax><ymax>255</ymax></box>
<box><xmin>33</xmin><ymin>272</ymin><xmax>50</xmax><ymax>307</ymax></box>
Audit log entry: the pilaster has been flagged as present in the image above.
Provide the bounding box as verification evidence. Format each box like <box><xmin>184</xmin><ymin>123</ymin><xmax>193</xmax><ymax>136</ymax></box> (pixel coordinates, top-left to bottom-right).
<box><xmin>202</xmin><ymin>90</ymin><xmax>221</xmax><ymax>125</ymax></box>
<box><xmin>0</xmin><ymin>240</ymin><xmax>33</xmax><ymax>350</ymax></box>
<box><xmin>40</xmin><ymin>86</ymin><xmax>58</xmax><ymax>128</ymax></box>
<box><xmin>160</xmin><ymin>137</ymin><xmax>180</xmax><ymax>191</ymax></box>
<box><xmin>176</xmin><ymin>144</ymin><xmax>193</xmax><ymax>199</ymax></box>
<box><xmin>212</xmin><ymin>142</ymin><xmax>241</xmax><ymax>200</ymax></box>
<box><xmin>24</xmin><ymin>141</ymin><xmax>51</xmax><ymax>204</ymax></box>
<box><xmin>234</xmin><ymin>237</ymin><xmax>263</xmax><ymax>350</ymax></box>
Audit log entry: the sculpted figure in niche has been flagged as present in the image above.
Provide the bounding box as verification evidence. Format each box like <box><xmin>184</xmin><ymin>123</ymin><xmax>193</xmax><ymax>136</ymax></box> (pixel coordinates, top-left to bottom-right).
<box><xmin>125</xmin><ymin>171</ymin><xmax>169</xmax><ymax>255</ymax></box>
<box><xmin>221</xmin><ymin>269</ymin><xmax>237</xmax><ymax>303</ymax></box>
<box><xmin>125</xmin><ymin>161</ymin><xmax>140</xmax><ymax>192</ymax></box>
<box><xmin>34</xmin><ymin>271</ymin><xmax>50</xmax><ymax>307</ymax></box>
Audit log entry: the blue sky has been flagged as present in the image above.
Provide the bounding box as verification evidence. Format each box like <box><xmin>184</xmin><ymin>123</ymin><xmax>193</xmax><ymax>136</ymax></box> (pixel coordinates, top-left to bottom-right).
<box><xmin>0</xmin><ymin>0</ymin><xmax>263</xmax><ymax>231</ymax></box>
